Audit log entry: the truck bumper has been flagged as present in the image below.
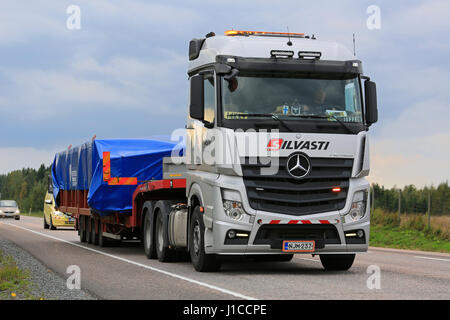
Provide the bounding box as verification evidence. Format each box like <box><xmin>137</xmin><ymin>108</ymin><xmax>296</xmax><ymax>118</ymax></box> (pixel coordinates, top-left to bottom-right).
<box><xmin>203</xmin><ymin>176</ymin><xmax>370</xmax><ymax>255</ymax></box>
<box><xmin>207</xmin><ymin>216</ymin><xmax>369</xmax><ymax>255</ymax></box>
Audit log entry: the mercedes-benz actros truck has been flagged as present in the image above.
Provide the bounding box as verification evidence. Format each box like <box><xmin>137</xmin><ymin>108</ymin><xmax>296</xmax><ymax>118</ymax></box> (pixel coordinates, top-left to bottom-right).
<box><xmin>53</xmin><ymin>29</ymin><xmax>378</xmax><ymax>272</ymax></box>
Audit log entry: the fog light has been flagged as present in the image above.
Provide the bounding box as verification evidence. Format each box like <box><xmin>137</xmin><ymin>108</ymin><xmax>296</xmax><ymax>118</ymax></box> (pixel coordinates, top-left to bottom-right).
<box><xmin>357</xmin><ymin>230</ymin><xmax>364</xmax><ymax>238</ymax></box>
<box><xmin>227</xmin><ymin>230</ymin><xmax>236</xmax><ymax>239</ymax></box>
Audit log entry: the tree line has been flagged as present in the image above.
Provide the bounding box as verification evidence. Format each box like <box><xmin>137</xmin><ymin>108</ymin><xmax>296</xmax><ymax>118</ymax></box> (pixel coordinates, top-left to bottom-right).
<box><xmin>0</xmin><ymin>164</ymin><xmax>50</xmax><ymax>213</ymax></box>
<box><xmin>0</xmin><ymin>164</ymin><xmax>449</xmax><ymax>216</ymax></box>
<box><xmin>372</xmin><ymin>182</ymin><xmax>450</xmax><ymax>216</ymax></box>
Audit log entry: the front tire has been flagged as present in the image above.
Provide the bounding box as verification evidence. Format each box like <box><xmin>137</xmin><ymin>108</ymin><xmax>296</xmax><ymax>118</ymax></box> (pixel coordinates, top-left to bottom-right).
<box><xmin>189</xmin><ymin>206</ymin><xmax>221</xmax><ymax>272</ymax></box>
<box><xmin>49</xmin><ymin>216</ymin><xmax>56</xmax><ymax>230</ymax></box>
<box><xmin>43</xmin><ymin>216</ymin><xmax>49</xmax><ymax>229</ymax></box>
<box><xmin>320</xmin><ymin>254</ymin><xmax>355</xmax><ymax>271</ymax></box>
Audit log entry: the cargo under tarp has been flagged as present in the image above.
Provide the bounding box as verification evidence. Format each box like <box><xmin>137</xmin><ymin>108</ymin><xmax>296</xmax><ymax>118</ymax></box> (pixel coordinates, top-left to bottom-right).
<box><xmin>51</xmin><ymin>139</ymin><xmax>182</xmax><ymax>216</ymax></box>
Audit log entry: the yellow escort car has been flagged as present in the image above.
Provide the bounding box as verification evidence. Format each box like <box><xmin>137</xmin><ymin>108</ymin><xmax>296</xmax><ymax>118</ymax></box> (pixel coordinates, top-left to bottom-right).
<box><xmin>43</xmin><ymin>192</ymin><xmax>75</xmax><ymax>230</ymax></box>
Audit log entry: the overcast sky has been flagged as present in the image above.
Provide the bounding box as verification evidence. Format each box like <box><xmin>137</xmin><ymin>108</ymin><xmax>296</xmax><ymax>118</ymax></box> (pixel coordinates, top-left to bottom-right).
<box><xmin>0</xmin><ymin>0</ymin><xmax>449</xmax><ymax>188</ymax></box>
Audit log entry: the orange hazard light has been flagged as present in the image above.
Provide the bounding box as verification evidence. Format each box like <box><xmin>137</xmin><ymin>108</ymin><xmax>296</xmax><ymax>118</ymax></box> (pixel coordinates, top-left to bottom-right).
<box><xmin>224</xmin><ymin>30</ymin><xmax>305</xmax><ymax>38</ymax></box>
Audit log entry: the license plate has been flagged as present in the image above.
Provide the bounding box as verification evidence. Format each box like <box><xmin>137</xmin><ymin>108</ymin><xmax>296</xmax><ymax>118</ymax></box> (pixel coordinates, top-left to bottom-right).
<box><xmin>282</xmin><ymin>240</ymin><xmax>315</xmax><ymax>253</ymax></box>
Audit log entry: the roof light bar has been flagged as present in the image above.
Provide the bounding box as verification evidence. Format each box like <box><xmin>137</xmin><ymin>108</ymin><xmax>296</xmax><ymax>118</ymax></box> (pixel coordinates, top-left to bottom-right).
<box><xmin>270</xmin><ymin>50</ymin><xmax>294</xmax><ymax>58</ymax></box>
<box><xmin>299</xmin><ymin>51</ymin><xmax>322</xmax><ymax>60</ymax></box>
<box><xmin>225</xmin><ymin>30</ymin><xmax>305</xmax><ymax>38</ymax></box>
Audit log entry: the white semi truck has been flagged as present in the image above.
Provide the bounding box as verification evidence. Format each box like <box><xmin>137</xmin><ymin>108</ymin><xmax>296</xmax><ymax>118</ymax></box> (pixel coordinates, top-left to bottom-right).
<box><xmin>63</xmin><ymin>30</ymin><xmax>378</xmax><ymax>272</ymax></box>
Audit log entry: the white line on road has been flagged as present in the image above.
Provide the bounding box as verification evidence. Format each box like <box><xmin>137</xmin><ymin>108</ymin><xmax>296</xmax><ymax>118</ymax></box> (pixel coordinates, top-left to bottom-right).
<box><xmin>415</xmin><ymin>256</ymin><xmax>450</xmax><ymax>262</ymax></box>
<box><xmin>0</xmin><ymin>222</ymin><xmax>257</xmax><ymax>300</ymax></box>
<box><xmin>297</xmin><ymin>257</ymin><xmax>320</xmax><ymax>263</ymax></box>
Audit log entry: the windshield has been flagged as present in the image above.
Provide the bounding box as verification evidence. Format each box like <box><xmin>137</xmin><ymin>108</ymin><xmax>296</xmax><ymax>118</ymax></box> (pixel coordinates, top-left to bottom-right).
<box><xmin>0</xmin><ymin>200</ymin><xmax>18</xmax><ymax>207</ymax></box>
<box><xmin>222</xmin><ymin>75</ymin><xmax>363</xmax><ymax>123</ymax></box>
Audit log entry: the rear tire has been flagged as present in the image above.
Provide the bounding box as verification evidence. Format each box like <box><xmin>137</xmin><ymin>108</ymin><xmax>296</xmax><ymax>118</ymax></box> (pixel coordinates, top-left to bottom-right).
<box><xmin>320</xmin><ymin>254</ymin><xmax>355</xmax><ymax>271</ymax></box>
<box><xmin>79</xmin><ymin>216</ymin><xmax>87</xmax><ymax>243</ymax></box>
<box><xmin>189</xmin><ymin>206</ymin><xmax>221</xmax><ymax>272</ymax></box>
<box><xmin>155</xmin><ymin>211</ymin><xmax>175</xmax><ymax>262</ymax></box>
<box><xmin>143</xmin><ymin>212</ymin><xmax>156</xmax><ymax>259</ymax></box>
<box><xmin>91</xmin><ymin>219</ymin><xmax>99</xmax><ymax>245</ymax></box>
<box><xmin>98</xmin><ymin>220</ymin><xmax>108</xmax><ymax>247</ymax></box>
<box><xmin>86</xmin><ymin>218</ymin><xmax>92</xmax><ymax>244</ymax></box>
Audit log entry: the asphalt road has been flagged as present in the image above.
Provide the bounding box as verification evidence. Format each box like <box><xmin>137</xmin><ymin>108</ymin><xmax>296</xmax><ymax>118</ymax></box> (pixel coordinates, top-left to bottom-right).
<box><xmin>0</xmin><ymin>215</ymin><xmax>449</xmax><ymax>300</ymax></box>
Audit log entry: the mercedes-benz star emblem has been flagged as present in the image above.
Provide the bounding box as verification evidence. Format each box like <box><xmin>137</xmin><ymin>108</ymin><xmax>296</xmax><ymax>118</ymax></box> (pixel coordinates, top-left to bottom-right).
<box><xmin>286</xmin><ymin>153</ymin><xmax>311</xmax><ymax>179</ymax></box>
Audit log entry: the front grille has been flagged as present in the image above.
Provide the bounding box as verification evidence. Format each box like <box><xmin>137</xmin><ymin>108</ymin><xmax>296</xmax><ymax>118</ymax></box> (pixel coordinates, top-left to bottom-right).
<box><xmin>242</xmin><ymin>157</ymin><xmax>353</xmax><ymax>216</ymax></box>
<box><xmin>254</xmin><ymin>224</ymin><xmax>341</xmax><ymax>246</ymax></box>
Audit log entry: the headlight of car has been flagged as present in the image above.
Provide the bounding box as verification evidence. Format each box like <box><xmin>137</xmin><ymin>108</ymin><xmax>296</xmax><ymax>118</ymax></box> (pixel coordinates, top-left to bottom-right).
<box><xmin>0</xmin><ymin>210</ymin><xmax>3</xmax><ymax>214</ymax></box>
<box><xmin>15</xmin><ymin>210</ymin><xmax>20</xmax><ymax>214</ymax></box>
<box><xmin>54</xmin><ymin>211</ymin><xmax>64</xmax><ymax>217</ymax></box>
<box><xmin>343</xmin><ymin>190</ymin><xmax>368</xmax><ymax>223</ymax></box>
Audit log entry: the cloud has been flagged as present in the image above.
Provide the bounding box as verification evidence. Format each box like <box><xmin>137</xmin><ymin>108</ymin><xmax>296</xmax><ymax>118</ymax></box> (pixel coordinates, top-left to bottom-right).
<box><xmin>370</xmin><ymin>133</ymin><xmax>450</xmax><ymax>188</ymax></box>
<box><xmin>0</xmin><ymin>146</ymin><xmax>58</xmax><ymax>174</ymax></box>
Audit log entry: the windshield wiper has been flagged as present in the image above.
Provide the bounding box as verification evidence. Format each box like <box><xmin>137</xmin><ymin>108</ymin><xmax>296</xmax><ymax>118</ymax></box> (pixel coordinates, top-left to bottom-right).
<box><xmin>292</xmin><ymin>114</ymin><xmax>355</xmax><ymax>134</ymax></box>
<box><xmin>244</xmin><ymin>114</ymin><xmax>295</xmax><ymax>132</ymax></box>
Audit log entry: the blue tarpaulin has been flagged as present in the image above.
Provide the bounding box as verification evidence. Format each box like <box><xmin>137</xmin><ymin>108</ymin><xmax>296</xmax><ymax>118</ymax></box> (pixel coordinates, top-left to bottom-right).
<box><xmin>51</xmin><ymin>139</ymin><xmax>183</xmax><ymax>216</ymax></box>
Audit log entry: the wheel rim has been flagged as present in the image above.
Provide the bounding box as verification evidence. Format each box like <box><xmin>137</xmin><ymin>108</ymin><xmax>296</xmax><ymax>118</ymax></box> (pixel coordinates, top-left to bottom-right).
<box><xmin>193</xmin><ymin>222</ymin><xmax>201</xmax><ymax>256</ymax></box>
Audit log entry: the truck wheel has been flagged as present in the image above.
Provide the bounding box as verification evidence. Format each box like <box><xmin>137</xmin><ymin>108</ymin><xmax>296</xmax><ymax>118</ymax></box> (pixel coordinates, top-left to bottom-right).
<box><xmin>155</xmin><ymin>210</ymin><xmax>175</xmax><ymax>262</ymax></box>
<box><xmin>86</xmin><ymin>218</ymin><xmax>92</xmax><ymax>244</ymax></box>
<box><xmin>91</xmin><ymin>219</ymin><xmax>99</xmax><ymax>245</ymax></box>
<box><xmin>143</xmin><ymin>213</ymin><xmax>156</xmax><ymax>259</ymax></box>
<box><xmin>79</xmin><ymin>216</ymin><xmax>87</xmax><ymax>243</ymax></box>
<box><xmin>49</xmin><ymin>217</ymin><xmax>56</xmax><ymax>230</ymax></box>
<box><xmin>189</xmin><ymin>206</ymin><xmax>221</xmax><ymax>272</ymax></box>
<box><xmin>320</xmin><ymin>254</ymin><xmax>355</xmax><ymax>271</ymax></box>
<box><xmin>44</xmin><ymin>216</ymin><xmax>49</xmax><ymax>229</ymax></box>
<box><xmin>98</xmin><ymin>220</ymin><xmax>108</xmax><ymax>247</ymax></box>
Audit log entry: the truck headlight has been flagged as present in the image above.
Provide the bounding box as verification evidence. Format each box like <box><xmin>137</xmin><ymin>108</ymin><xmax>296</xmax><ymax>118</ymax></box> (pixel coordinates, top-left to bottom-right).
<box><xmin>223</xmin><ymin>200</ymin><xmax>244</xmax><ymax>221</ymax></box>
<box><xmin>344</xmin><ymin>190</ymin><xmax>368</xmax><ymax>223</ymax></box>
<box><xmin>15</xmin><ymin>210</ymin><xmax>20</xmax><ymax>214</ymax></box>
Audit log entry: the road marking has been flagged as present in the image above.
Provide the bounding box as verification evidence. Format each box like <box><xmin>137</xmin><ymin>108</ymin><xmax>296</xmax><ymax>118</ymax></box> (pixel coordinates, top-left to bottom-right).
<box><xmin>297</xmin><ymin>257</ymin><xmax>320</xmax><ymax>263</ymax></box>
<box><xmin>415</xmin><ymin>256</ymin><xmax>450</xmax><ymax>263</ymax></box>
<box><xmin>0</xmin><ymin>221</ymin><xmax>256</xmax><ymax>300</ymax></box>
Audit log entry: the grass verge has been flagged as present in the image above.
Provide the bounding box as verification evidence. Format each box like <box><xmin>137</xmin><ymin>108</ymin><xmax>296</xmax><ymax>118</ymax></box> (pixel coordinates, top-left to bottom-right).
<box><xmin>370</xmin><ymin>209</ymin><xmax>450</xmax><ymax>253</ymax></box>
<box><xmin>0</xmin><ymin>249</ymin><xmax>43</xmax><ymax>300</ymax></box>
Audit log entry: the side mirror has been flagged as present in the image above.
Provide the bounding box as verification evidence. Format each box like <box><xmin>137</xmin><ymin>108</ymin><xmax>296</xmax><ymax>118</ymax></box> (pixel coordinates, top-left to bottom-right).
<box><xmin>189</xmin><ymin>75</ymin><xmax>204</xmax><ymax>121</ymax></box>
<box><xmin>364</xmin><ymin>80</ymin><xmax>378</xmax><ymax>126</ymax></box>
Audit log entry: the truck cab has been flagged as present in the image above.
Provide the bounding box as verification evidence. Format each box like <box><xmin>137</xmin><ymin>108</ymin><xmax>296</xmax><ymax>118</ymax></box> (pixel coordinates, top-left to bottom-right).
<box><xmin>183</xmin><ymin>30</ymin><xmax>378</xmax><ymax>271</ymax></box>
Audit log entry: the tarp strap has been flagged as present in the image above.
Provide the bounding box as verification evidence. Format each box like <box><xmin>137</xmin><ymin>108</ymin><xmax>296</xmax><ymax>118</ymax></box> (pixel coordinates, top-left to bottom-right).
<box><xmin>102</xmin><ymin>151</ymin><xmax>138</xmax><ymax>186</ymax></box>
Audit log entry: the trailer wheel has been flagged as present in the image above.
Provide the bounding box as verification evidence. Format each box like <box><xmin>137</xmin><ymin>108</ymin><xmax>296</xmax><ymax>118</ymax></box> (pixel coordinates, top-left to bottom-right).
<box><xmin>155</xmin><ymin>210</ymin><xmax>175</xmax><ymax>262</ymax></box>
<box><xmin>86</xmin><ymin>217</ymin><xmax>92</xmax><ymax>244</ymax></box>
<box><xmin>98</xmin><ymin>220</ymin><xmax>108</xmax><ymax>247</ymax></box>
<box><xmin>320</xmin><ymin>254</ymin><xmax>355</xmax><ymax>271</ymax></box>
<box><xmin>143</xmin><ymin>213</ymin><xmax>156</xmax><ymax>259</ymax></box>
<box><xmin>189</xmin><ymin>206</ymin><xmax>221</xmax><ymax>272</ymax></box>
<box><xmin>79</xmin><ymin>216</ymin><xmax>87</xmax><ymax>243</ymax></box>
<box><xmin>91</xmin><ymin>219</ymin><xmax>99</xmax><ymax>245</ymax></box>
